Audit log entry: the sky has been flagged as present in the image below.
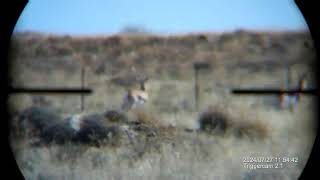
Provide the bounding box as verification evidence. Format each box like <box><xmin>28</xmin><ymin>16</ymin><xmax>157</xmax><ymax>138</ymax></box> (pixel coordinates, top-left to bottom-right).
<box><xmin>14</xmin><ymin>0</ymin><xmax>308</xmax><ymax>35</ymax></box>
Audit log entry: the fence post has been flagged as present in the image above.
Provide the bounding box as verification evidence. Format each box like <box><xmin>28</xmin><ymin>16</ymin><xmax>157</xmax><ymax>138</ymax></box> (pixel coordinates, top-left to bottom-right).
<box><xmin>194</xmin><ymin>67</ymin><xmax>199</xmax><ymax>110</ymax></box>
<box><xmin>74</xmin><ymin>52</ymin><xmax>87</xmax><ymax>113</ymax></box>
<box><xmin>284</xmin><ymin>65</ymin><xmax>295</xmax><ymax>111</ymax></box>
<box><xmin>286</xmin><ymin>65</ymin><xmax>292</xmax><ymax>91</ymax></box>
<box><xmin>81</xmin><ymin>67</ymin><xmax>85</xmax><ymax>112</ymax></box>
<box><xmin>193</xmin><ymin>62</ymin><xmax>210</xmax><ymax>111</ymax></box>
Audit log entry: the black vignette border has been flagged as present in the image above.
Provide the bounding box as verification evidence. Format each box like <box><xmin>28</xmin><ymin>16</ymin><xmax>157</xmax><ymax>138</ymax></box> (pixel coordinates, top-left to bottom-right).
<box><xmin>1</xmin><ymin>0</ymin><xmax>28</xmax><ymax>180</ymax></box>
<box><xmin>295</xmin><ymin>0</ymin><xmax>320</xmax><ymax>180</ymax></box>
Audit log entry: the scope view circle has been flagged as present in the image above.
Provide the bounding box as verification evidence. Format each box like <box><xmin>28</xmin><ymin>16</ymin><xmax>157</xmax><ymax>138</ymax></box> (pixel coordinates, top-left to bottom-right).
<box><xmin>7</xmin><ymin>1</ymin><xmax>318</xmax><ymax>180</ymax></box>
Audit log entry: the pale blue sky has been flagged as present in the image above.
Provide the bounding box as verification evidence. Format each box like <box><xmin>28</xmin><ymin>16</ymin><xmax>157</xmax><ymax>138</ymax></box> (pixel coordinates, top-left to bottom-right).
<box><xmin>14</xmin><ymin>0</ymin><xmax>308</xmax><ymax>35</ymax></box>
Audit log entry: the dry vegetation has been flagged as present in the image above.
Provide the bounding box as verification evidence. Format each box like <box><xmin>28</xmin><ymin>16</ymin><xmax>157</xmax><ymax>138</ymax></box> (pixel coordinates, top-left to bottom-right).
<box><xmin>8</xmin><ymin>30</ymin><xmax>317</xmax><ymax>180</ymax></box>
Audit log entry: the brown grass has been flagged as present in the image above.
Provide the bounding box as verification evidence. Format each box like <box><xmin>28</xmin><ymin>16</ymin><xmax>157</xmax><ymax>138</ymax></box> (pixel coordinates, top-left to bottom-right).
<box><xmin>133</xmin><ymin>110</ymin><xmax>162</xmax><ymax>128</ymax></box>
<box><xmin>8</xmin><ymin>30</ymin><xmax>316</xmax><ymax>180</ymax></box>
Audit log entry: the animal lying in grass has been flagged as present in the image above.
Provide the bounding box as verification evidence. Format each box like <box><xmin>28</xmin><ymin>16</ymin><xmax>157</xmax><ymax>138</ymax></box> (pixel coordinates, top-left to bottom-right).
<box><xmin>17</xmin><ymin>107</ymin><xmax>126</xmax><ymax>146</ymax></box>
<box><xmin>67</xmin><ymin>113</ymin><xmax>122</xmax><ymax>146</ymax></box>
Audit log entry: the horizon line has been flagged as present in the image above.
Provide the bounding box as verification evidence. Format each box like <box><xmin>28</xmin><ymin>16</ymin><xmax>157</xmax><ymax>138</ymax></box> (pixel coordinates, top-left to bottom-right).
<box><xmin>12</xmin><ymin>27</ymin><xmax>309</xmax><ymax>37</ymax></box>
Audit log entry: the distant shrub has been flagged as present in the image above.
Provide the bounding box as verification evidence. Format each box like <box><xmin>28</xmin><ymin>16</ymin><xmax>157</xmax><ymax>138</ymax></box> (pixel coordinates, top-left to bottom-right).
<box><xmin>198</xmin><ymin>107</ymin><xmax>231</xmax><ymax>135</ymax></box>
<box><xmin>198</xmin><ymin>105</ymin><xmax>270</xmax><ymax>140</ymax></box>
<box><xmin>18</xmin><ymin>106</ymin><xmax>63</xmax><ymax>138</ymax></box>
<box><xmin>120</xmin><ymin>25</ymin><xmax>150</xmax><ymax>35</ymax></box>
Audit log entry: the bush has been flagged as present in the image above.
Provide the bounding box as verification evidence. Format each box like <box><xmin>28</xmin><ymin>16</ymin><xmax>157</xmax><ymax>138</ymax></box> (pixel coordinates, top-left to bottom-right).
<box><xmin>198</xmin><ymin>105</ymin><xmax>270</xmax><ymax>140</ymax></box>
<box><xmin>18</xmin><ymin>106</ymin><xmax>63</xmax><ymax>137</ymax></box>
<box><xmin>198</xmin><ymin>108</ymin><xmax>231</xmax><ymax>135</ymax></box>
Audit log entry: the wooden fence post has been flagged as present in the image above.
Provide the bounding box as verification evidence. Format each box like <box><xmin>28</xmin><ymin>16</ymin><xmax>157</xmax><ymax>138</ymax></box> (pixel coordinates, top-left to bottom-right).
<box><xmin>74</xmin><ymin>52</ymin><xmax>87</xmax><ymax>113</ymax></box>
<box><xmin>284</xmin><ymin>65</ymin><xmax>295</xmax><ymax>111</ymax></box>
<box><xmin>81</xmin><ymin>67</ymin><xmax>85</xmax><ymax>112</ymax></box>
<box><xmin>286</xmin><ymin>65</ymin><xmax>292</xmax><ymax>91</ymax></box>
<box><xmin>193</xmin><ymin>62</ymin><xmax>210</xmax><ymax>111</ymax></box>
